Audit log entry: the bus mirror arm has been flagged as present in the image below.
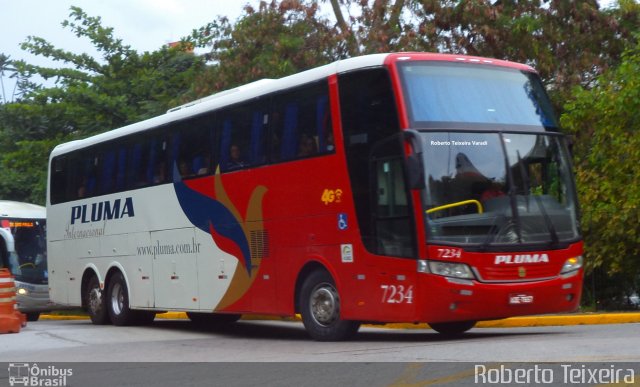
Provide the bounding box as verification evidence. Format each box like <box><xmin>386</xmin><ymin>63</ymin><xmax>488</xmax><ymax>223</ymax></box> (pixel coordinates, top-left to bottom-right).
<box><xmin>403</xmin><ymin>130</ymin><xmax>426</xmax><ymax>190</ymax></box>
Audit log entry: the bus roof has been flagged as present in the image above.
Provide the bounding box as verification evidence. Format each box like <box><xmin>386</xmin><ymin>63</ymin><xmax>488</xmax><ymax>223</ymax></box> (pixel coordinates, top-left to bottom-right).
<box><xmin>0</xmin><ymin>201</ymin><xmax>46</xmax><ymax>219</ymax></box>
<box><xmin>49</xmin><ymin>52</ymin><xmax>536</xmax><ymax>158</ymax></box>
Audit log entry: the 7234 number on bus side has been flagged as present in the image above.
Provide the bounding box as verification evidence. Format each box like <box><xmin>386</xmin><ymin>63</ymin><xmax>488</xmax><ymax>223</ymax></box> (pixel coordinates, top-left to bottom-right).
<box><xmin>380</xmin><ymin>284</ymin><xmax>414</xmax><ymax>304</ymax></box>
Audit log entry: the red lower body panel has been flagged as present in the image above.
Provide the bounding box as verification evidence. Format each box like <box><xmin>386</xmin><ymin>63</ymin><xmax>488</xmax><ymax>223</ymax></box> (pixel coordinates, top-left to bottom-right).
<box><xmin>415</xmin><ymin>270</ymin><xmax>583</xmax><ymax>324</ymax></box>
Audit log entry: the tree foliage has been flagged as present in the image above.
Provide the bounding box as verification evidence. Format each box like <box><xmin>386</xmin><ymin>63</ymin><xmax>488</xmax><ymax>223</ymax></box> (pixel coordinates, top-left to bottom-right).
<box><xmin>183</xmin><ymin>1</ymin><xmax>344</xmax><ymax>99</ymax></box>
<box><xmin>0</xmin><ymin>7</ymin><xmax>205</xmax><ymax>204</ymax></box>
<box><xmin>560</xmin><ymin>35</ymin><xmax>640</xmax><ymax>307</ymax></box>
<box><xmin>326</xmin><ymin>0</ymin><xmax>640</xmax><ymax>107</ymax></box>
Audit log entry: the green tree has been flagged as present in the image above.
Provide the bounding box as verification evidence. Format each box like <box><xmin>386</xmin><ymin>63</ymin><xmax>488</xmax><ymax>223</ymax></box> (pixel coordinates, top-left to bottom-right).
<box><xmin>185</xmin><ymin>1</ymin><xmax>342</xmax><ymax>99</ymax></box>
<box><xmin>330</xmin><ymin>0</ymin><xmax>639</xmax><ymax>107</ymax></box>
<box><xmin>0</xmin><ymin>7</ymin><xmax>205</xmax><ymax>204</ymax></box>
<box><xmin>560</xmin><ymin>35</ymin><xmax>640</xmax><ymax>308</ymax></box>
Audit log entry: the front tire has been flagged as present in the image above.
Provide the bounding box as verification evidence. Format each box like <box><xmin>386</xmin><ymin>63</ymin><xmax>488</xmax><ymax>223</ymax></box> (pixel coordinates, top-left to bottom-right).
<box><xmin>84</xmin><ymin>275</ymin><xmax>110</xmax><ymax>325</ymax></box>
<box><xmin>429</xmin><ymin>320</ymin><xmax>476</xmax><ymax>336</ymax></box>
<box><xmin>299</xmin><ymin>270</ymin><xmax>360</xmax><ymax>341</ymax></box>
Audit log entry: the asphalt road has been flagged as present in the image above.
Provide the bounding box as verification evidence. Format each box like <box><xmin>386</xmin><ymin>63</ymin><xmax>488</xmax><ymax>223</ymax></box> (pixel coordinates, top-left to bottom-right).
<box><xmin>1</xmin><ymin>319</ymin><xmax>639</xmax><ymax>386</ymax></box>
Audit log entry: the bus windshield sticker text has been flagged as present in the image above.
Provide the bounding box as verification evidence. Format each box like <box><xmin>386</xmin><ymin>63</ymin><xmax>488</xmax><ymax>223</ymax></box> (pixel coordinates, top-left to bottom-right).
<box><xmin>437</xmin><ymin>248</ymin><xmax>462</xmax><ymax>259</ymax></box>
<box><xmin>321</xmin><ymin>188</ymin><xmax>343</xmax><ymax>205</ymax></box>
<box><xmin>70</xmin><ymin>197</ymin><xmax>135</xmax><ymax>225</ymax></box>
<box><xmin>380</xmin><ymin>284</ymin><xmax>414</xmax><ymax>304</ymax></box>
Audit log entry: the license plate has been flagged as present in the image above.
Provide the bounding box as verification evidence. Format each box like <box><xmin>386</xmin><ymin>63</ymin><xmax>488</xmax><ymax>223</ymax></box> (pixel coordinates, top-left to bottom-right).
<box><xmin>509</xmin><ymin>294</ymin><xmax>534</xmax><ymax>305</ymax></box>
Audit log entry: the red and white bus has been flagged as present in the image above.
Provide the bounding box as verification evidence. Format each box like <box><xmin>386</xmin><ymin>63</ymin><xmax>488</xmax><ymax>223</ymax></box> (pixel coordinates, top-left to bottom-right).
<box><xmin>47</xmin><ymin>53</ymin><xmax>583</xmax><ymax>340</ymax></box>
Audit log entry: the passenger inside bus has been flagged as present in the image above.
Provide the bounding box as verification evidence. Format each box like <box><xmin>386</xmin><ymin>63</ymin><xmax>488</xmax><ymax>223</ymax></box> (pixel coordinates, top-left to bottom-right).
<box><xmin>226</xmin><ymin>144</ymin><xmax>246</xmax><ymax>170</ymax></box>
<box><xmin>179</xmin><ymin>159</ymin><xmax>192</xmax><ymax>178</ymax></box>
<box><xmin>325</xmin><ymin>131</ymin><xmax>335</xmax><ymax>152</ymax></box>
<box><xmin>298</xmin><ymin>134</ymin><xmax>318</xmax><ymax>157</ymax></box>
<box><xmin>197</xmin><ymin>154</ymin><xmax>212</xmax><ymax>175</ymax></box>
<box><xmin>153</xmin><ymin>160</ymin><xmax>167</xmax><ymax>184</ymax></box>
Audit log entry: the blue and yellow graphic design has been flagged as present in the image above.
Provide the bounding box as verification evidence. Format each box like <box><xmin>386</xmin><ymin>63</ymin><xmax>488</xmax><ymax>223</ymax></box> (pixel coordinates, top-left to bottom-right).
<box><xmin>172</xmin><ymin>165</ymin><xmax>267</xmax><ymax>310</ymax></box>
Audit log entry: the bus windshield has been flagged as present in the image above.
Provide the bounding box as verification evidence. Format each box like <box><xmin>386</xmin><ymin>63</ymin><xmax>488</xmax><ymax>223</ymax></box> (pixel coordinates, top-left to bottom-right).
<box><xmin>2</xmin><ymin>219</ymin><xmax>47</xmax><ymax>284</ymax></box>
<box><xmin>421</xmin><ymin>131</ymin><xmax>579</xmax><ymax>248</ymax></box>
<box><xmin>398</xmin><ymin>62</ymin><xmax>558</xmax><ymax>129</ymax></box>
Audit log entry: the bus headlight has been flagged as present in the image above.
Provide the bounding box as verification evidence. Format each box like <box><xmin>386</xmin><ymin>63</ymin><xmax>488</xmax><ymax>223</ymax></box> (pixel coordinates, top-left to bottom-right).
<box><xmin>427</xmin><ymin>261</ymin><xmax>475</xmax><ymax>280</ymax></box>
<box><xmin>560</xmin><ymin>256</ymin><xmax>583</xmax><ymax>274</ymax></box>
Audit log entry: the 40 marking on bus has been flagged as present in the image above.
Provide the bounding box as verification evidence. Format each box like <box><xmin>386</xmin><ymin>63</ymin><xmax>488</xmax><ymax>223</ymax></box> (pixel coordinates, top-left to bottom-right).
<box><xmin>321</xmin><ymin>188</ymin><xmax>343</xmax><ymax>205</ymax></box>
<box><xmin>380</xmin><ymin>284</ymin><xmax>414</xmax><ymax>304</ymax></box>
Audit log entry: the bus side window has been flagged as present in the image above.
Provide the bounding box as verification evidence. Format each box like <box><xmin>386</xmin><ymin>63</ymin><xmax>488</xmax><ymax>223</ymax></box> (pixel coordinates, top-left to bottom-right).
<box><xmin>147</xmin><ymin>135</ymin><xmax>169</xmax><ymax>185</ymax></box>
<box><xmin>175</xmin><ymin>116</ymin><xmax>216</xmax><ymax>178</ymax></box>
<box><xmin>249</xmin><ymin>111</ymin><xmax>267</xmax><ymax>165</ymax></box>
<box><xmin>270</xmin><ymin>80</ymin><xmax>333</xmax><ymax>163</ymax></box>
<box><xmin>128</xmin><ymin>142</ymin><xmax>146</xmax><ymax>188</ymax></box>
<box><xmin>339</xmin><ymin>68</ymin><xmax>412</xmax><ymax>256</ymax></box>
<box><xmin>99</xmin><ymin>150</ymin><xmax>116</xmax><ymax>194</ymax></box>
<box><xmin>50</xmin><ymin>156</ymin><xmax>69</xmax><ymax>204</ymax></box>
<box><xmin>316</xmin><ymin>94</ymin><xmax>334</xmax><ymax>153</ymax></box>
<box><xmin>115</xmin><ymin>147</ymin><xmax>127</xmax><ymax>191</ymax></box>
<box><xmin>219</xmin><ymin>101</ymin><xmax>266</xmax><ymax>172</ymax></box>
<box><xmin>279</xmin><ymin>103</ymin><xmax>298</xmax><ymax>161</ymax></box>
<box><xmin>77</xmin><ymin>153</ymin><xmax>98</xmax><ymax>199</ymax></box>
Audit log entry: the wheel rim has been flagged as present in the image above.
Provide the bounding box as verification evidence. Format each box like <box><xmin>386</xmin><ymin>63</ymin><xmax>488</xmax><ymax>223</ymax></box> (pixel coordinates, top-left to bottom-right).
<box><xmin>89</xmin><ymin>286</ymin><xmax>103</xmax><ymax>315</ymax></box>
<box><xmin>110</xmin><ymin>282</ymin><xmax>124</xmax><ymax>316</ymax></box>
<box><xmin>309</xmin><ymin>282</ymin><xmax>339</xmax><ymax>326</ymax></box>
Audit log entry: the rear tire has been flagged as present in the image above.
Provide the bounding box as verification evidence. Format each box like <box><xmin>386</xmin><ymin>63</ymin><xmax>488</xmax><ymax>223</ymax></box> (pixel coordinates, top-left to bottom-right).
<box><xmin>299</xmin><ymin>270</ymin><xmax>360</xmax><ymax>341</ymax></box>
<box><xmin>84</xmin><ymin>275</ymin><xmax>110</xmax><ymax>325</ymax></box>
<box><xmin>429</xmin><ymin>320</ymin><xmax>476</xmax><ymax>336</ymax></box>
<box><xmin>106</xmin><ymin>271</ymin><xmax>140</xmax><ymax>326</ymax></box>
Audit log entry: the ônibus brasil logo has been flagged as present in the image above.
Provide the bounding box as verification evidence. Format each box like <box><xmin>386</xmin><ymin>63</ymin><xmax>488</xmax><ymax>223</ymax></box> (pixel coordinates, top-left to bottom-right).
<box><xmin>8</xmin><ymin>363</ymin><xmax>72</xmax><ymax>387</ymax></box>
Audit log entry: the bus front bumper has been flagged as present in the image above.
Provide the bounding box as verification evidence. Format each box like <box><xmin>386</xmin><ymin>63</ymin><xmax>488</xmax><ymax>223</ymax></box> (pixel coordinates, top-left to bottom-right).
<box><xmin>417</xmin><ymin>270</ymin><xmax>583</xmax><ymax>324</ymax></box>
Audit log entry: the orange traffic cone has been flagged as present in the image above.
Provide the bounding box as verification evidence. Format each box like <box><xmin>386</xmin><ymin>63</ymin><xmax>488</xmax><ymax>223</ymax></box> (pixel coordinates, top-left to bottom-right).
<box><xmin>0</xmin><ymin>268</ymin><xmax>27</xmax><ymax>333</ymax></box>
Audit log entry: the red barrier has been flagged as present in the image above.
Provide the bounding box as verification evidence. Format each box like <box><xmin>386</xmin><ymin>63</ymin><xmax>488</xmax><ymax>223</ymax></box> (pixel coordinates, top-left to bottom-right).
<box><xmin>0</xmin><ymin>268</ymin><xmax>27</xmax><ymax>333</ymax></box>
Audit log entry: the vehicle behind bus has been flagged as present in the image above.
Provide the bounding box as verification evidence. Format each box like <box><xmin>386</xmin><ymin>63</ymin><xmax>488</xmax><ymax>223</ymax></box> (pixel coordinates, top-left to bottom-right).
<box><xmin>0</xmin><ymin>201</ymin><xmax>49</xmax><ymax>321</ymax></box>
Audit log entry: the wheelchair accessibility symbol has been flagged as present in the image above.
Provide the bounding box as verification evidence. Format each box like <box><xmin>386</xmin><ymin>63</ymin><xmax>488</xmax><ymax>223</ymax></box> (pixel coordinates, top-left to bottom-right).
<box><xmin>338</xmin><ymin>213</ymin><xmax>348</xmax><ymax>230</ymax></box>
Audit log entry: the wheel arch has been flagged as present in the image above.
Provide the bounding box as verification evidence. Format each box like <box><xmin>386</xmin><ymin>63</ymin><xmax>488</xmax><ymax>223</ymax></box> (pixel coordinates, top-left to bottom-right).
<box><xmin>81</xmin><ymin>262</ymin><xmax>130</xmax><ymax>308</ymax></box>
<box><xmin>294</xmin><ymin>259</ymin><xmax>337</xmax><ymax>314</ymax></box>
<box><xmin>104</xmin><ymin>262</ymin><xmax>129</xmax><ymax>294</ymax></box>
<box><xmin>80</xmin><ymin>266</ymin><xmax>100</xmax><ymax>309</ymax></box>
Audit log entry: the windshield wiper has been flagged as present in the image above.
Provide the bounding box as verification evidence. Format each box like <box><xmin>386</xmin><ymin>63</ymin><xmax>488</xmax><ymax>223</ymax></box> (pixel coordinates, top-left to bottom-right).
<box><xmin>500</xmin><ymin>134</ymin><xmax>522</xmax><ymax>243</ymax></box>
<box><xmin>517</xmin><ymin>151</ymin><xmax>559</xmax><ymax>247</ymax></box>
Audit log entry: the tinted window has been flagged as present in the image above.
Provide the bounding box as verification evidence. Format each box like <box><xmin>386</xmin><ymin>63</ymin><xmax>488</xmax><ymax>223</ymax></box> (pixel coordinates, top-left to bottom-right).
<box><xmin>398</xmin><ymin>62</ymin><xmax>558</xmax><ymax>128</ymax></box>
<box><xmin>339</xmin><ymin>68</ymin><xmax>415</xmax><ymax>256</ymax></box>
<box><xmin>270</xmin><ymin>81</ymin><xmax>333</xmax><ymax>162</ymax></box>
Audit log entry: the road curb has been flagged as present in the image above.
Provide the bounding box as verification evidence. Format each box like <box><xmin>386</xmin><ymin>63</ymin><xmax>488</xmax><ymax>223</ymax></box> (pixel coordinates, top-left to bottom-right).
<box><xmin>40</xmin><ymin>312</ymin><xmax>640</xmax><ymax>329</ymax></box>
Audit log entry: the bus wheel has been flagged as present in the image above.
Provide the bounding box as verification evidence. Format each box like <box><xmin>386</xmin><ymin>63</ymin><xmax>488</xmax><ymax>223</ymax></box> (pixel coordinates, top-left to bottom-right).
<box><xmin>106</xmin><ymin>272</ymin><xmax>138</xmax><ymax>326</ymax></box>
<box><xmin>300</xmin><ymin>270</ymin><xmax>360</xmax><ymax>341</ymax></box>
<box><xmin>187</xmin><ymin>312</ymin><xmax>241</xmax><ymax>326</ymax></box>
<box><xmin>84</xmin><ymin>275</ymin><xmax>109</xmax><ymax>325</ymax></box>
<box><xmin>428</xmin><ymin>321</ymin><xmax>476</xmax><ymax>336</ymax></box>
<box><xmin>26</xmin><ymin>312</ymin><xmax>40</xmax><ymax>322</ymax></box>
